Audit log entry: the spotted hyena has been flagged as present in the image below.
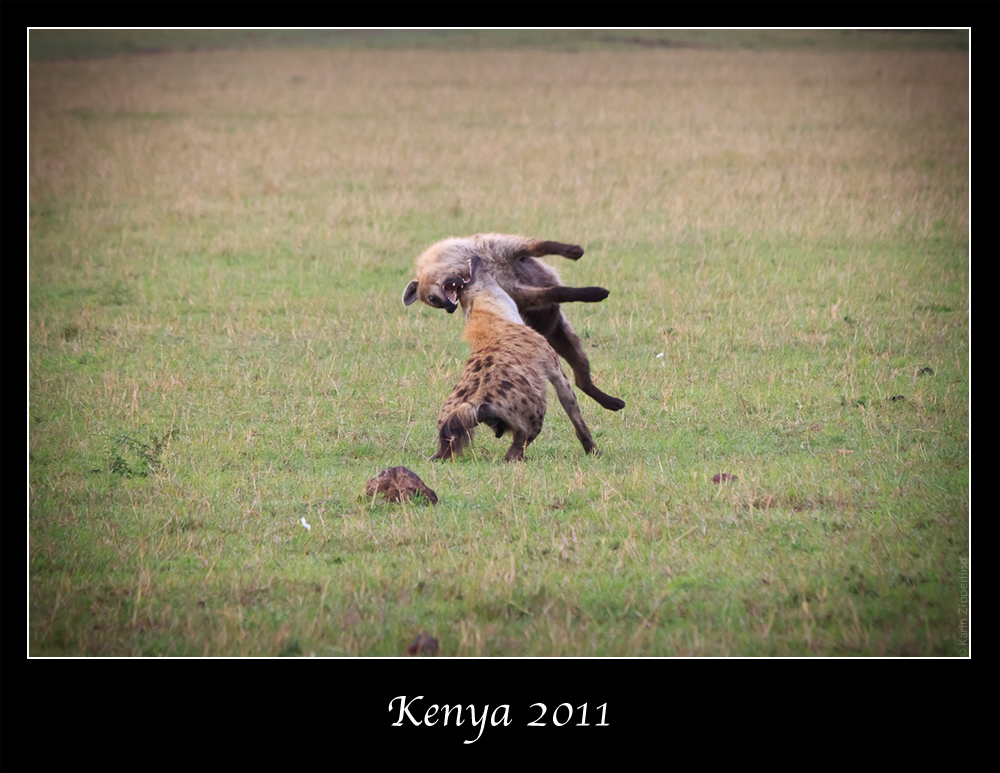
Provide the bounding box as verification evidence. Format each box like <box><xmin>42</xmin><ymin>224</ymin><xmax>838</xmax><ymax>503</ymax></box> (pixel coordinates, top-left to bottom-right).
<box><xmin>403</xmin><ymin>233</ymin><xmax>625</xmax><ymax>412</ymax></box>
<box><xmin>431</xmin><ymin>255</ymin><xmax>598</xmax><ymax>462</ymax></box>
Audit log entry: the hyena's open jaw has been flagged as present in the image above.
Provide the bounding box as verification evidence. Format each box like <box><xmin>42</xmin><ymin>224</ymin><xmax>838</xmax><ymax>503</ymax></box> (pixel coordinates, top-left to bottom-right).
<box><xmin>442</xmin><ymin>276</ymin><xmax>466</xmax><ymax>314</ymax></box>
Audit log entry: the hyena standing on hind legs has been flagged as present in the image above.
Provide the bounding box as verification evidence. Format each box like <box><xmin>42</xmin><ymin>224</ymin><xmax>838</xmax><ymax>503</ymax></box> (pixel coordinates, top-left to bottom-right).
<box><xmin>402</xmin><ymin>233</ymin><xmax>626</xmax><ymax>412</ymax></box>
<box><xmin>431</xmin><ymin>255</ymin><xmax>598</xmax><ymax>462</ymax></box>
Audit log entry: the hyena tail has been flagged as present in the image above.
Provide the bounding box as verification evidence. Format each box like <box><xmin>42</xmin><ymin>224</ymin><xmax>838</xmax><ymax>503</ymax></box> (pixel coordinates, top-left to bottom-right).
<box><xmin>435</xmin><ymin>403</ymin><xmax>480</xmax><ymax>460</ymax></box>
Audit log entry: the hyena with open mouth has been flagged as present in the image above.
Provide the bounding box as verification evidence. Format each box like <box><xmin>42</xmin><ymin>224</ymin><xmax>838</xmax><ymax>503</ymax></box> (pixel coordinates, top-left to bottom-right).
<box><xmin>431</xmin><ymin>255</ymin><xmax>598</xmax><ymax>462</ymax></box>
<box><xmin>402</xmin><ymin>233</ymin><xmax>625</xmax><ymax>412</ymax></box>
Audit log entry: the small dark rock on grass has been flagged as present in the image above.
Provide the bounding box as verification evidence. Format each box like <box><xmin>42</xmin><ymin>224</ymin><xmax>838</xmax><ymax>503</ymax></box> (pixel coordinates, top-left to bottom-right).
<box><xmin>365</xmin><ymin>466</ymin><xmax>438</xmax><ymax>504</ymax></box>
<box><xmin>406</xmin><ymin>633</ymin><xmax>439</xmax><ymax>656</ymax></box>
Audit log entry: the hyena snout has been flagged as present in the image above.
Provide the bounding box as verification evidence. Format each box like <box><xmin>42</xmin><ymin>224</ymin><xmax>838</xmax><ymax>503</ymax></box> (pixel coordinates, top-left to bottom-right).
<box><xmin>441</xmin><ymin>275</ymin><xmax>467</xmax><ymax>314</ymax></box>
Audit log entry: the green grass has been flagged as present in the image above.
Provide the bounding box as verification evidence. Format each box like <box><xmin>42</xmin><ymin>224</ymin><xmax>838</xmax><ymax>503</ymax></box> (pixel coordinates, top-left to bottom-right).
<box><xmin>29</xmin><ymin>29</ymin><xmax>969</xmax><ymax>62</ymax></box>
<box><xmin>29</xmin><ymin>42</ymin><xmax>968</xmax><ymax>656</ymax></box>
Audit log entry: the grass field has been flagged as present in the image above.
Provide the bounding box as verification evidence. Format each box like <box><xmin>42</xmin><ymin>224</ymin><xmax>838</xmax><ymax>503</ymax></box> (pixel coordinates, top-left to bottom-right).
<box><xmin>28</xmin><ymin>31</ymin><xmax>969</xmax><ymax>656</ymax></box>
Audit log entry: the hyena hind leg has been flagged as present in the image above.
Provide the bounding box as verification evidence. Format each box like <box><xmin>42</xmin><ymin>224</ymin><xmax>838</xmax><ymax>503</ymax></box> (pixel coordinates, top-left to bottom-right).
<box><xmin>504</xmin><ymin>429</ymin><xmax>529</xmax><ymax>462</ymax></box>
<box><xmin>548</xmin><ymin>369</ymin><xmax>599</xmax><ymax>456</ymax></box>
<box><xmin>546</xmin><ymin>316</ymin><xmax>626</xmax><ymax>412</ymax></box>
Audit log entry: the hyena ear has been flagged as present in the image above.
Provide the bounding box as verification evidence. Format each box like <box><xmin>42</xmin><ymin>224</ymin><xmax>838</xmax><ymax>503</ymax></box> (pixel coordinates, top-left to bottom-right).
<box><xmin>402</xmin><ymin>280</ymin><xmax>420</xmax><ymax>306</ymax></box>
<box><xmin>469</xmin><ymin>254</ymin><xmax>482</xmax><ymax>282</ymax></box>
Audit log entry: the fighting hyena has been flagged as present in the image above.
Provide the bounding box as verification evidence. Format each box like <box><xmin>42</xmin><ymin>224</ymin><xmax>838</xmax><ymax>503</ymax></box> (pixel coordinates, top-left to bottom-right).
<box><xmin>431</xmin><ymin>255</ymin><xmax>598</xmax><ymax>462</ymax></box>
<box><xmin>403</xmin><ymin>233</ymin><xmax>625</xmax><ymax>412</ymax></box>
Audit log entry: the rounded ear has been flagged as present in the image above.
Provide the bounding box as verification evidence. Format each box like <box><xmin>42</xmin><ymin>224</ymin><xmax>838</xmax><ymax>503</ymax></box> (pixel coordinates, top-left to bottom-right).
<box><xmin>402</xmin><ymin>280</ymin><xmax>420</xmax><ymax>306</ymax></box>
<box><xmin>469</xmin><ymin>254</ymin><xmax>482</xmax><ymax>282</ymax></box>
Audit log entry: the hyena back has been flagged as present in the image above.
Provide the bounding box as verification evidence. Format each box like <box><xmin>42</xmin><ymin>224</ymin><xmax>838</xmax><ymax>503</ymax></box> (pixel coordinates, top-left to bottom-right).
<box><xmin>403</xmin><ymin>233</ymin><xmax>625</xmax><ymax>412</ymax></box>
<box><xmin>432</xmin><ymin>256</ymin><xmax>598</xmax><ymax>462</ymax></box>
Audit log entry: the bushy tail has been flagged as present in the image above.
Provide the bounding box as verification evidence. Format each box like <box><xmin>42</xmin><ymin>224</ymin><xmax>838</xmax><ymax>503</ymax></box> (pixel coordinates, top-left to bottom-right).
<box><xmin>435</xmin><ymin>403</ymin><xmax>480</xmax><ymax>460</ymax></box>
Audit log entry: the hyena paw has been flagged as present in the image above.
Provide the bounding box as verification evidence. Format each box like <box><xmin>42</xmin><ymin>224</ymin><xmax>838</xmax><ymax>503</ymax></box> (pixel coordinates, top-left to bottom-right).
<box><xmin>580</xmin><ymin>286</ymin><xmax>610</xmax><ymax>303</ymax></box>
<box><xmin>534</xmin><ymin>241</ymin><xmax>584</xmax><ymax>260</ymax></box>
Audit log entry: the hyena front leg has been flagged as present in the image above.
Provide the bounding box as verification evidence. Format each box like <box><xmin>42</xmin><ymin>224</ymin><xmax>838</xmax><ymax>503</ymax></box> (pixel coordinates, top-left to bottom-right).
<box><xmin>515</xmin><ymin>285</ymin><xmax>610</xmax><ymax>311</ymax></box>
<box><xmin>547</xmin><ymin>367</ymin><xmax>599</xmax><ymax>456</ymax></box>
<box><xmin>527</xmin><ymin>240</ymin><xmax>585</xmax><ymax>261</ymax></box>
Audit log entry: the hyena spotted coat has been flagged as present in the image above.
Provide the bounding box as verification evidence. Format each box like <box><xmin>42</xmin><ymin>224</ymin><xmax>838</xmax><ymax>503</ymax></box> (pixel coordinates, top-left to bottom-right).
<box><xmin>403</xmin><ymin>233</ymin><xmax>625</xmax><ymax>412</ymax></box>
<box><xmin>432</xmin><ymin>255</ymin><xmax>598</xmax><ymax>462</ymax></box>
